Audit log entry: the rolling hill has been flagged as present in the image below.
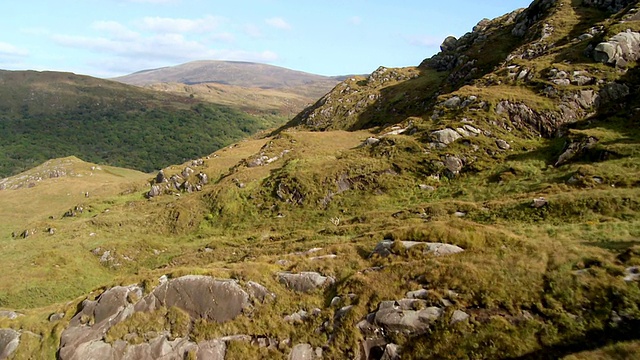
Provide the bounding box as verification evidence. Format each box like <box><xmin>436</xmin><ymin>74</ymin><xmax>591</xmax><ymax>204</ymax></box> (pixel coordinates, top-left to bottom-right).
<box><xmin>3</xmin><ymin>0</ymin><xmax>640</xmax><ymax>359</ymax></box>
<box><xmin>0</xmin><ymin>70</ymin><xmax>280</xmax><ymax>177</ymax></box>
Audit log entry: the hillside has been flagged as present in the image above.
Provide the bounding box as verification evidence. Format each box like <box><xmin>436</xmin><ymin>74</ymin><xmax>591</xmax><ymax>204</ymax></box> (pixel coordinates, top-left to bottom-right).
<box><xmin>112</xmin><ymin>60</ymin><xmax>342</xmax><ymax>96</ymax></box>
<box><xmin>0</xmin><ymin>70</ymin><xmax>279</xmax><ymax>177</ymax></box>
<box><xmin>2</xmin><ymin>0</ymin><xmax>640</xmax><ymax>359</ymax></box>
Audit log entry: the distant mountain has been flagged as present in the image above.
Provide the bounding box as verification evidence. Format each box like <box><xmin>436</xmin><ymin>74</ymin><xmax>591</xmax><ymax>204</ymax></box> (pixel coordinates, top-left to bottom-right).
<box><xmin>0</xmin><ymin>70</ymin><xmax>276</xmax><ymax>177</ymax></box>
<box><xmin>112</xmin><ymin>60</ymin><xmax>342</xmax><ymax>91</ymax></box>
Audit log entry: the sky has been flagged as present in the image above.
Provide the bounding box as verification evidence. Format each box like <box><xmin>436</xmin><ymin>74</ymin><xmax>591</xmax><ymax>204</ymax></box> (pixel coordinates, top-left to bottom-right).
<box><xmin>0</xmin><ymin>1</ymin><xmax>532</xmax><ymax>78</ymax></box>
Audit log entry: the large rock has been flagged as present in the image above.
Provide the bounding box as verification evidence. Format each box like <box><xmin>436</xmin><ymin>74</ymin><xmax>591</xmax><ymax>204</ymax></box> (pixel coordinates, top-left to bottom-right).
<box><xmin>135</xmin><ymin>276</ymin><xmax>250</xmax><ymax>322</ymax></box>
<box><xmin>593</xmin><ymin>31</ymin><xmax>640</xmax><ymax>67</ymax></box>
<box><xmin>277</xmin><ymin>272</ymin><xmax>335</xmax><ymax>293</ymax></box>
<box><xmin>289</xmin><ymin>343</ymin><xmax>318</xmax><ymax>360</ymax></box>
<box><xmin>371</xmin><ymin>240</ymin><xmax>464</xmax><ymax>258</ymax></box>
<box><xmin>0</xmin><ymin>329</ymin><xmax>20</xmax><ymax>360</ymax></box>
<box><xmin>0</xmin><ymin>312</ymin><xmax>19</xmax><ymax>320</ymax></box>
<box><xmin>431</xmin><ymin>128</ymin><xmax>462</xmax><ymax>145</ymax></box>
<box><xmin>58</xmin><ymin>276</ymin><xmax>263</xmax><ymax>360</ymax></box>
<box><xmin>374</xmin><ymin>306</ymin><xmax>442</xmax><ymax>335</ymax></box>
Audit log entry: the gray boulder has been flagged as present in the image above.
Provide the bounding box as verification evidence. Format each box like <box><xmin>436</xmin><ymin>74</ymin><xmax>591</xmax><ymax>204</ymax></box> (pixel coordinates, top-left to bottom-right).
<box><xmin>0</xmin><ymin>311</ymin><xmax>19</xmax><ymax>320</ymax></box>
<box><xmin>135</xmin><ymin>276</ymin><xmax>250</xmax><ymax>322</ymax></box>
<box><xmin>277</xmin><ymin>272</ymin><xmax>335</xmax><ymax>293</ymax></box>
<box><xmin>289</xmin><ymin>343</ymin><xmax>317</xmax><ymax>360</ymax></box>
<box><xmin>58</xmin><ymin>276</ymin><xmax>255</xmax><ymax>360</ymax></box>
<box><xmin>371</xmin><ymin>240</ymin><xmax>464</xmax><ymax>258</ymax></box>
<box><xmin>431</xmin><ymin>128</ymin><xmax>462</xmax><ymax>146</ymax></box>
<box><xmin>440</xmin><ymin>36</ymin><xmax>458</xmax><ymax>52</ymax></box>
<box><xmin>0</xmin><ymin>329</ymin><xmax>20</xmax><ymax>360</ymax></box>
<box><xmin>593</xmin><ymin>31</ymin><xmax>640</xmax><ymax>67</ymax></box>
<box><xmin>374</xmin><ymin>305</ymin><xmax>443</xmax><ymax>335</ymax></box>
<box><xmin>443</xmin><ymin>155</ymin><xmax>463</xmax><ymax>177</ymax></box>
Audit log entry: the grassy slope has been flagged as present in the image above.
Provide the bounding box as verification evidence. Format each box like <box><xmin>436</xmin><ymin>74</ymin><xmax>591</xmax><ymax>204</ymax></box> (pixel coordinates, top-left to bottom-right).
<box><xmin>3</xmin><ymin>1</ymin><xmax>640</xmax><ymax>359</ymax></box>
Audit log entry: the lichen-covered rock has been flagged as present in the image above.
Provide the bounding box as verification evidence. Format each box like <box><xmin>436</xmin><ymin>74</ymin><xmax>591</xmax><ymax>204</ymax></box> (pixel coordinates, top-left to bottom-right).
<box><xmin>0</xmin><ymin>311</ymin><xmax>19</xmax><ymax>320</ymax></box>
<box><xmin>371</xmin><ymin>240</ymin><xmax>464</xmax><ymax>258</ymax></box>
<box><xmin>289</xmin><ymin>343</ymin><xmax>318</xmax><ymax>360</ymax></box>
<box><xmin>135</xmin><ymin>276</ymin><xmax>250</xmax><ymax>322</ymax></box>
<box><xmin>0</xmin><ymin>329</ymin><xmax>20</xmax><ymax>360</ymax></box>
<box><xmin>593</xmin><ymin>31</ymin><xmax>640</xmax><ymax>67</ymax></box>
<box><xmin>431</xmin><ymin>128</ymin><xmax>462</xmax><ymax>146</ymax></box>
<box><xmin>277</xmin><ymin>272</ymin><xmax>335</xmax><ymax>293</ymax></box>
<box><xmin>58</xmin><ymin>276</ymin><xmax>256</xmax><ymax>360</ymax></box>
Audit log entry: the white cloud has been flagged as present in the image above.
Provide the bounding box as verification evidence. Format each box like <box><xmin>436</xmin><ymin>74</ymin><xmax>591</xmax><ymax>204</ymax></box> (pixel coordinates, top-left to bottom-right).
<box><xmin>140</xmin><ymin>15</ymin><xmax>223</xmax><ymax>34</ymax></box>
<box><xmin>349</xmin><ymin>16</ymin><xmax>362</xmax><ymax>25</ymax></box>
<box><xmin>92</xmin><ymin>21</ymin><xmax>139</xmax><ymax>40</ymax></box>
<box><xmin>0</xmin><ymin>42</ymin><xmax>29</xmax><ymax>57</ymax></box>
<box><xmin>265</xmin><ymin>17</ymin><xmax>291</xmax><ymax>30</ymax></box>
<box><xmin>210</xmin><ymin>32</ymin><xmax>236</xmax><ymax>43</ymax></box>
<box><xmin>50</xmin><ymin>30</ymin><xmax>278</xmax><ymax>76</ymax></box>
<box><xmin>407</xmin><ymin>35</ymin><xmax>442</xmax><ymax>47</ymax></box>
<box><xmin>244</xmin><ymin>24</ymin><xmax>263</xmax><ymax>38</ymax></box>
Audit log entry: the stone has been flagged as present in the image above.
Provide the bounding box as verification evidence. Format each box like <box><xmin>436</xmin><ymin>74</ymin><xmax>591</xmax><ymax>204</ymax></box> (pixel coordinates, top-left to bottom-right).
<box><xmin>431</xmin><ymin>128</ymin><xmax>462</xmax><ymax>145</ymax></box>
<box><xmin>155</xmin><ymin>170</ymin><xmax>166</xmax><ymax>184</ymax></box>
<box><xmin>49</xmin><ymin>313</ymin><xmax>65</xmax><ymax>322</ymax></box>
<box><xmin>246</xmin><ymin>281</ymin><xmax>275</xmax><ymax>303</ymax></box>
<box><xmin>289</xmin><ymin>343</ymin><xmax>316</xmax><ymax>360</ymax></box>
<box><xmin>443</xmin><ymin>155</ymin><xmax>463</xmax><ymax>176</ymax></box>
<box><xmin>58</xmin><ymin>276</ymin><xmax>253</xmax><ymax>359</ymax></box>
<box><xmin>450</xmin><ymin>310</ymin><xmax>470</xmax><ymax>325</ymax></box>
<box><xmin>277</xmin><ymin>272</ymin><xmax>335</xmax><ymax>293</ymax></box>
<box><xmin>135</xmin><ymin>276</ymin><xmax>250</xmax><ymax>322</ymax></box>
<box><xmin>196</xmin><ymin>340</ymin><xmax>226</xmax><ymax>360</ymax></box>
<box><xmin>284</xmin><ymin>310</ymin><xmax>309</xmax><ymax>323</ymax></box>
<box><xmin>0</xmin><ymin>311</ymin><xmax>19</xmax><ymax>320</ymax></box>
<box><xmin>443</xmin><ymin>96</ymin><xmax>462</xmax><ymax>108</ymax></box>
<box><xmin>532</xmin><ymin>197</ymin><xmax>548</xmax><ymax>208</ymax></box>
<box><xmin>593</xmin><ymin>31</ymin><xmax>640</xmax><ymax>67</ymax></box>
<box><xmin>371</xmin><ymin>240</ymin><xmax>464</xmax><ymax>258</ymax></box>
<box><xmin>147</xmin><ymin>185</ymin><xmax>162</xmax><ymax>198</ymax></box>
<box><xmin>361</xmin><ymin>137</ymin><xmax>380</xmax><ymax>147</ymax></box>
<box><xmin>374</xmin><ymin>306</ymin><xmax>443</xmax><ymax>335</ymax></box>
<box><xmin>419</xmin><ymin>184</ymin><xmax>435</xmax><ymax>191</ymax></box>
<box><xmin>406</xmin><ymin>289</ymin><xmax>429</xmax><ymax>299</ymax></box>
<box><xmin>0</xmin><ymin>329</ymin><xmax>20</xmax><ymax>360</ymax></box>
<box><xmin>440</xmin><ymin>36</ymin><xmax>458</xmax><ymax>52</ymax></box>
<box><xmin>381</xmin><ymin>343</ymin><xmax>400</xmax><ymax>360</ymax></box>
<box><xmin>555</xmin><ymin>136</ymin><xmax>599</xmax><ymax>166</ymax></box>
<box><xmin>624</xmin><ymin>266</ymin><xmax>640</xmax><ymax>282</ymax></box>
<box><xmin>496</xmin><ymin>139</ymin><xmax>511</xmax><ymax>150</ymax></box>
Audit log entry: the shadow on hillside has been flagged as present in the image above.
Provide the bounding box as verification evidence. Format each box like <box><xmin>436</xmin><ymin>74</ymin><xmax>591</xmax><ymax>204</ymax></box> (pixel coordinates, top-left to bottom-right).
<box><xmin>503</xmin><ymin>319</ymin><xmax>640</xmax><ymax>359</ymax></box>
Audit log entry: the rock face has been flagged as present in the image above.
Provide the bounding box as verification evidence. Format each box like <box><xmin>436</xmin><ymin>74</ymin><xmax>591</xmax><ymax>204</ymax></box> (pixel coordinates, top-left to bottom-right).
<box><xmin>593</xmin><ymin>31</ymin><xmax>640</xmax><ymax>67</ymax></box>
<box><xmin>58</xmin><ymin>276</ymin><xmax>268</xmax><ymax>360</ymax></box>
<box><xmin>0</xmin><ymin>329</ymin><xmax>20</xmax><ymax>360</ymax></box>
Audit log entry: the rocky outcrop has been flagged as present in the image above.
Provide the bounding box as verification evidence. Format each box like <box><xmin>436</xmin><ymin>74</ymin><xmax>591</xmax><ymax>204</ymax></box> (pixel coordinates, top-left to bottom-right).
<box><xmin>555</xmin><ymin>136</ymin><xmax>599</xmax><ymax>166</ymax></box>
<box><xmin>0</xmin><ymin>329</ymin><xmax>20</xmax><ymax>360</ymax></box>
<box><xmin>58</xmin><ymin>276</ymin><xmax>271</xmax><ymax>360</ymax></box>
<box><xmin>370</xmin><ymin>240</ymin><xmax>464</xmax><ymax>258</ymax></box>
<box><xmin>593</xmin><ymin>31</ymin><xmax>640</xmax><ymax>67</ymax></box>
<box><xmin>147</xmin><ymin>165</ymin><xmax>210</xmax><ymax>198</ymax></box>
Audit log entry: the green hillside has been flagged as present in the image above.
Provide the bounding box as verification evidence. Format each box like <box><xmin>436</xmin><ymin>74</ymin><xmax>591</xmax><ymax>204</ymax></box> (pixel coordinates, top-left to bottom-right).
<box><xmin>0</xmin><ymin>70</ymin><xmax>280</xmax><ymax>177</ymax></box>
<box><xmin>2</xmin><ymin>1</ymin><xmax>640</xmax><ymax>359</ymax></box>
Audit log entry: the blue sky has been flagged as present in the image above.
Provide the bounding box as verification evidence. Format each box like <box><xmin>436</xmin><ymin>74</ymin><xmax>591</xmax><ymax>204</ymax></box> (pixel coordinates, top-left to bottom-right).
<box><xmin>0</xmin><ymin>1</ymin><xmax>532</xmax><ymax>78</ymax></box>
